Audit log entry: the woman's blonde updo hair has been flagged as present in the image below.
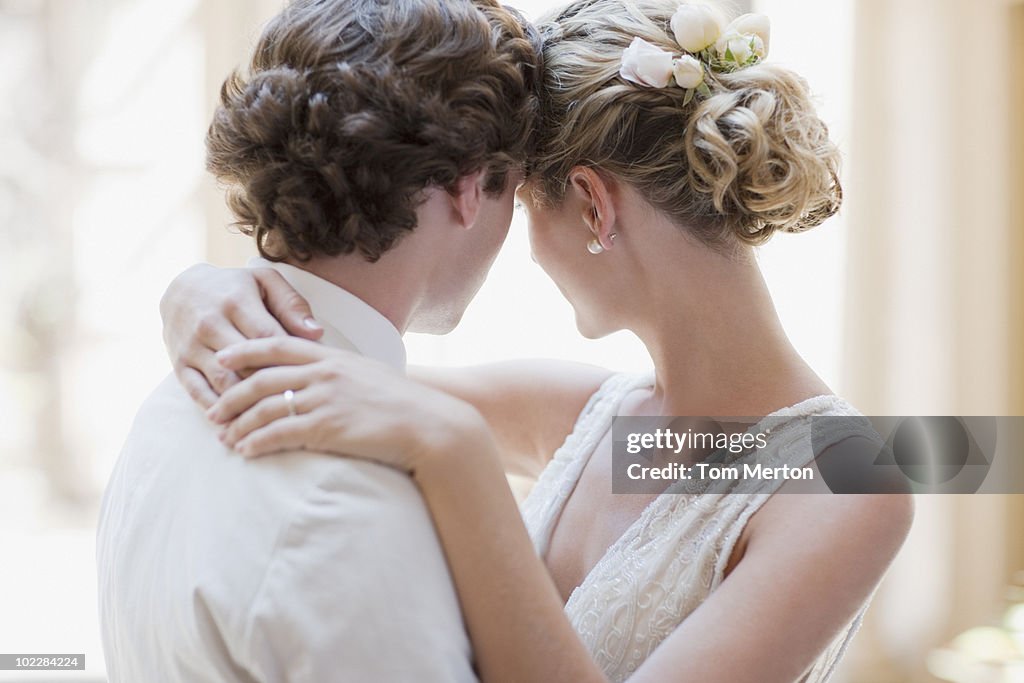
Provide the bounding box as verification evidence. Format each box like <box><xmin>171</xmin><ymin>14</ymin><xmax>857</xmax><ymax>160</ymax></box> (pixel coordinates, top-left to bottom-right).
<box><xmin>530</xmin><ymin>0</ymin><xmax>842</xmax><ymax>250</ymax></box>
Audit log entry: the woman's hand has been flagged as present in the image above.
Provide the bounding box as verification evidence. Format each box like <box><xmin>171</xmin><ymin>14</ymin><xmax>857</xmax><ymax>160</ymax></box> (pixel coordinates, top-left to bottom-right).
<box><xmin>207</xmin><ymin>337</ymin><xmax>491</xmax><ymax>474</ymax></box>
<box><xmin>160</xmin><ymin>264</ymin><xmax>324</xmax><ymax>409</ymax></box>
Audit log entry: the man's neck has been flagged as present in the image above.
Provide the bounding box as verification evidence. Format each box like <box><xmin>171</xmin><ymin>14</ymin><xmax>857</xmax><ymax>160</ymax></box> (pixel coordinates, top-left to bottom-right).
<box><xmin>285</xmin><ymin>251</ymin><xmax>422</xmax><ymax>336</ymax></box>
<box><xmin>280</xmin><ymin>189</ymin><xmax>463</xmax><ymax>335</ymax></box>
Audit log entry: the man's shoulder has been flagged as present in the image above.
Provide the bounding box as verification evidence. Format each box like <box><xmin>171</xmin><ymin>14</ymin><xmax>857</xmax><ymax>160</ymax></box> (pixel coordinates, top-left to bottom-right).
<box><xmin>98</xmin><ymin>376</ymin><xmax>472</xmax><ymax>680</ymax></box>
<box><xmin>105</xmin><ymin>373</ymin><xmax>429</xmax><ymax>559</ymax></box>
<box><xmin>120</xmin><ymin>373</ymin><xmax>206</xmax><ymax>444</ymax></box>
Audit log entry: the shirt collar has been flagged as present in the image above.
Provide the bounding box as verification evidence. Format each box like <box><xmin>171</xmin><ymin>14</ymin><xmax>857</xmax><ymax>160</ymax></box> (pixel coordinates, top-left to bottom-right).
<box><xmin>248</xmin><ymin>257</ymin><xmax>407</xmax><ymax>372</ymax></box>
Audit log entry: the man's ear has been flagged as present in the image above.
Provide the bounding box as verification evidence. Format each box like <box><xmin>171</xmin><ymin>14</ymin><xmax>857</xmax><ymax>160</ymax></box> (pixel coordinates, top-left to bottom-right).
<box><xmin>450</xmin><ymin>169</ymin><xmax>486</xmax><ymax>229</ymax></box>
<box><xmin>568</xmin><ymin>167</ymin><xmax>618</xmax><ymax>250</ymax></box>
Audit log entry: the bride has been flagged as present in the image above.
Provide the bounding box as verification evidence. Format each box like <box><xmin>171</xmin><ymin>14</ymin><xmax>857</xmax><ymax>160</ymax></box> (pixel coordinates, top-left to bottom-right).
<box><xmin>161</xmin><ymin>1</ymin><xmax>912</xmax><ymax>680</ymax></box>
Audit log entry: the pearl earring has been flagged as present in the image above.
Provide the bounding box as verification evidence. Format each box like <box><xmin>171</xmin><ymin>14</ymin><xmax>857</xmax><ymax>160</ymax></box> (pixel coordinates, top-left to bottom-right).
<box><xmin>587</xmin><ymin>233</ymin><xmax>618</xmax><ymax>254</ymax></box>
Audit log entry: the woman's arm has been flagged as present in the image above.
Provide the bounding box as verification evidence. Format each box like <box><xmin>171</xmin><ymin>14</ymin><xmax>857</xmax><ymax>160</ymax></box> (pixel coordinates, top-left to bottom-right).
<box><xmin>418</xmin><ymin>423</ymin><xmax>609</xmax><ymax>683</ymax></box>
<box><xmin>412</xmin><ymin>361</ymin><xmax>611</xmax><ymax>478</ymax></box>
<box><xmin>162</xmin><ymin>264</ymin><xmax>609</xmax><ymax>474</ymax></box>
<box><xmin>211</xmin><ymin>338</ymin><xmax>913</xmax><ymax>683</ymax></box>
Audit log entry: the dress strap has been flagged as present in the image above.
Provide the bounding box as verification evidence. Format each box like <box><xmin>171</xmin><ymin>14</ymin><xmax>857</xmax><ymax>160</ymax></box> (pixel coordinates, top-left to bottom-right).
<box><xmin>521</xmin><ymin>372</ymin><xmax>654</xmax><ymax>558</ymax></box>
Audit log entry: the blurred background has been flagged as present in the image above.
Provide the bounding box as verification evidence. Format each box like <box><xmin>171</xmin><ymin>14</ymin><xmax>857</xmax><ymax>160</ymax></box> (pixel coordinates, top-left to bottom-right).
<box><xmin>0</xmin><ymin>0</ymin><xmax>1021</xmax><ymax>680</ymax></box>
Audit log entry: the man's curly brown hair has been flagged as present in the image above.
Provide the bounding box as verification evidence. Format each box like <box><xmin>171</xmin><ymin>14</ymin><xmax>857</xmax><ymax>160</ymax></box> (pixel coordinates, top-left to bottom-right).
<box><xmin>206</xmin><ymin>0</ymin><xmax>540</xmax><ymax>263</ymax></box>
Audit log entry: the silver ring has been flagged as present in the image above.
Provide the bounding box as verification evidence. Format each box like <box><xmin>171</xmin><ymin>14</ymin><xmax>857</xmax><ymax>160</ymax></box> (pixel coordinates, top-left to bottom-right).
<box><xmin>283</xmin><ymin>389</ymin><xmax>297</xmax><ymax>417</ymax></box>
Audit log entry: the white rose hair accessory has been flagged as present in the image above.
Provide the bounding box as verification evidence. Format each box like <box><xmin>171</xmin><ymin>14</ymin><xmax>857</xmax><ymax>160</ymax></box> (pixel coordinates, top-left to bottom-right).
<box><xmin>670</xmin><ymin>4</ymin><xmax>721</xmax><ymax>53</ymax></box>
<box><xmin>673</xmin><ymin>55</ymin><xmax>704</xmax><ymax>89</ymax></box>
<box><xmin>619</xmin><ymin>4</ymin><xmax>771</xmax><ymax>104</ymax></box>
<box><xmin>620</xmin><ymin>37</ymin><xmax>675</xmax><ymax>88</ymax></box>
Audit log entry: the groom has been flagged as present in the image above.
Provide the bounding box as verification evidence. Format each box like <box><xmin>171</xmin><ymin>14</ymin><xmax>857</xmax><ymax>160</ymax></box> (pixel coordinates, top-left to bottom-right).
<box><xmin>96</xmin><ymin>0</ymin><xmax>538</xmax><ymax>680</ymax></box>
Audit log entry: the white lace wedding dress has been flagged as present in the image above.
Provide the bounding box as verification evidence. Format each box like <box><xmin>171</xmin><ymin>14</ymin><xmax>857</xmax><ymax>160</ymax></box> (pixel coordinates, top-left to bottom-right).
<box><xmin>520</xmin><ymin>373</ymin><xmax>872</xmax><ymax>683</ymax></box>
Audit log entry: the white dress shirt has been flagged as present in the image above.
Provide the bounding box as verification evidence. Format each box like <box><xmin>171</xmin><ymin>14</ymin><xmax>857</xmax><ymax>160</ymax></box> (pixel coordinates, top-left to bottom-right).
<box><xmin>97</xmin><ymin>259</ymin><xmax>476</xmax><ymax>682</ymax></box>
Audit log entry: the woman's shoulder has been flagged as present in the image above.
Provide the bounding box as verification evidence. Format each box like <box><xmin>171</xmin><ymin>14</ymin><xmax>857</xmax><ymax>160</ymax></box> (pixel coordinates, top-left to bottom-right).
<box><xmin>740</xmin><ymin>488</ymin><xmax>914</xmax><ymax>579</ymax></box>
<box><xmin>729</xmin><ymin>394</ymin><xmax>914</xmax><ymax>578</ymax></box>
<box><xmin>738</xmin><ymin>428</ymin><xmax>914</xmax><ymax>579</ymax></box>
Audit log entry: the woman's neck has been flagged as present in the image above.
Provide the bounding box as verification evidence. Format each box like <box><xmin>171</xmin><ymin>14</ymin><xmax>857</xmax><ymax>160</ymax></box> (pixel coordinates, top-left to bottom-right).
<box><xmin>630</xmin><ymin>253</ymin><xmax>830</xmax><ymax>418</ymax></box>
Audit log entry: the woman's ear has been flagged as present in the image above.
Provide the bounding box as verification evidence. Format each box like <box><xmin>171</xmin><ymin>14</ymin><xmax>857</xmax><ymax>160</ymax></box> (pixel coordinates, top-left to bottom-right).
<box><xmin>568</xmin><ymin>167</ymin><xmax>618</xmax><ymax>251</ymax></box>
<box><xmin>450</xmin><ymin>169</ymin><xmax>486</xmax><ymax>229</ymax></box>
